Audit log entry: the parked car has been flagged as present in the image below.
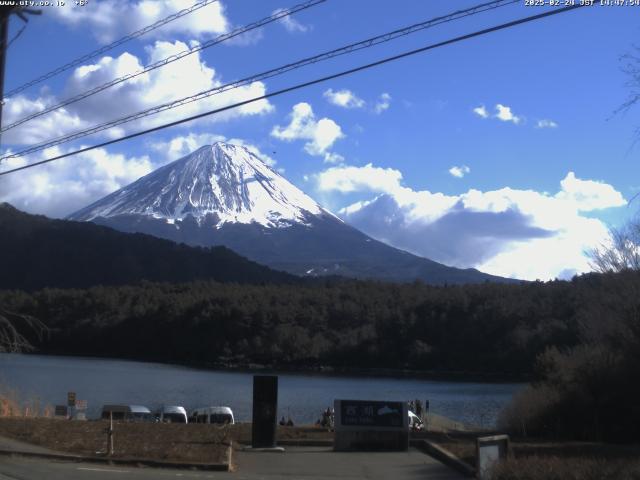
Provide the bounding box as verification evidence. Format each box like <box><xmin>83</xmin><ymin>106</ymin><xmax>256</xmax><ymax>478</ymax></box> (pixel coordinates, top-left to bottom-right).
<box><xmin>101</xmin><ymin>404</ymin><xmax>153</xmax><ymax>422</ymax></box>
<box><xmin>408</xmin><ymin>410</ymin><xmax>424</xmax><ymax>431</ymax></box>
<box><xmin>158</xmin><ymin>405</ymin><xmax>188</xmax><ymax>423</ymax></box>
<box><xmin>189</xmin><ymin>406</ymin><xmax>235</xmax><ymax>424</ymax></box>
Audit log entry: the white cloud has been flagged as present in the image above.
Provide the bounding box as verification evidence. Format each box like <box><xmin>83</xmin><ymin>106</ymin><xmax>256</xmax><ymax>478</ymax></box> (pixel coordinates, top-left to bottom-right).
<box><xmin>537</xmin><ymin>119</ymin><xmax>559</xmax><ymax>128</ymax></box>
<box><xmin>374</xmin><ymin>93</ymin><xmax>391</xmax><ymax>114</ymax></box>
<box><xmin>555</xmin><ymin>171</ymin><xmax>625</xmax><ymax>211</ymax></box>
<box><xmin>49</xmin><ymin>0</ymin><xmax>229</xmax><ymax>43</ymax></box>
<box><xmin>323</xmin><ymin>89</ymin><xmax>365</xmax><ymax>109</ymax></box>
<box><xmin>495</xmin><ymin>104</ymin><xmax>522</xmax><ymax>124</ymax></box>
<box><xmin>0</xmin><ymin>146</ymin><xmax>153</xmax><ymax>218</ymax></box>
<box><xmin>323</xmin><ymin>152</ymin><xmax>345</xmax><ymax>164</ymax></box>
<box><xmin>449</xmin><ymin>165</ymin><xmax>470</xmax><ymax>178</ymax></box>
<box><xmin>271</xmin><ymin>102</ymin><xmax>344</xmax><ymax>162</ymax></box>
<box><xmin>473</xmin><ymin>105</ymin><xmax>489</xmax><ymax>118</ymax></box>
<box><xmin>316</xmin><ymin>163</ymin><xmax>404</xmax><ymax>194</ymax></box>
<box><xmin>2</xmin><ymin>94</ymin><xmax>86</xmax><ymax>145</ymax></box>
<box><xmin>316</xmin><ymin>165</ymin><xmax>626</xmax><ymax>281</ymax></box>
<box><xmin>272</xmin><ymin>8</ymin><xmax>311</xmax><ymax>33</ymax></box>
<box><xmin>473</xmin><ymin>103</ymin><xmax>525</xmax><ymax>125</ymax></box>
<box><xmin>4</xmin><ymin>41</ymin><xmax>273</xmax><ymax>147</ymax></box>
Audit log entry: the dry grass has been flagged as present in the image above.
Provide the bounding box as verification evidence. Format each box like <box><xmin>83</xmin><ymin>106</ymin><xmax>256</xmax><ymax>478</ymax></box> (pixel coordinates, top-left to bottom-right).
<box><xmin>0</xmin><ymin>386</ymin><xmax>53</xmax><ymax>418</ymax></box>
<box><xmin>0</xmin><ymin>418</ymin><xmax>334</xmax><ymax>463</ymax></box>
<box><xmin>0</xmin><ymin>418</ymin><xmax>230</xmax><ymax>463</ymax></box>
<box><xmin>490</xmin><ymin>456</ymin><xmax>640</xmax><ymax>480</ymax></box>
<box><xmin>417</xmin><ymin>430</ymin><xmax>640</xmax><ymax>477</ymax></box>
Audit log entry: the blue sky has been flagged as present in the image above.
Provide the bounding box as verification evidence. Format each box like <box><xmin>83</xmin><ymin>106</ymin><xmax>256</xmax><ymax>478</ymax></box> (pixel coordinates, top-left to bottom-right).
<box><xmin>0</xmin><ymin>0</ymin><xmax>638</xmax><ymax>280</ymax></box>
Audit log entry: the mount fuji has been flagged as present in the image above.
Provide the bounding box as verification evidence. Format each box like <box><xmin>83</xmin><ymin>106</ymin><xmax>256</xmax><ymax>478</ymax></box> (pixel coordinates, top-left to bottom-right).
<box><xmin>68</xmin><ymin>142</ymin><xmax>509</xmax><ymax>284</ymax></box>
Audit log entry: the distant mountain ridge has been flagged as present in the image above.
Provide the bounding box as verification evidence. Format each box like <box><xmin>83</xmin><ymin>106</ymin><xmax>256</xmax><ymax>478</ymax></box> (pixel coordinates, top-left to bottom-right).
<box><xmin>69</xmin><ymin>142</ymin><xmax>514</xmax><ymax>285</ymax></box>
<box><xmin>0</xmin><ymin>203</ymin><xmax>296</xmax><ymax>291</ymax></box>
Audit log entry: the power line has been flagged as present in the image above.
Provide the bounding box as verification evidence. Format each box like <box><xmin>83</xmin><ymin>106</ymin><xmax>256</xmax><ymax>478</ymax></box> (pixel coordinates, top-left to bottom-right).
<box><xmin>0</xmin><ymin>4</ymin><xmax>589</xmax><ymax>177</ymax></box>
<box><xmin>3</xmin><ymin>0</ymin><xmax>219</xmax><ymax>99</ymax></box>
<box><xmin>1</xmin><ymin>0</ymin><xmax>519</xmax><ymax>159</ymax></box>
<box><xmin>1</xmin><ymin>0</ymin><xmax>326</xmax><ymax>133</ymax></box>
<box><xmin>6</xmin><ymin>23</ymin><xmax>26</xmax><ymax>48</ymax></box>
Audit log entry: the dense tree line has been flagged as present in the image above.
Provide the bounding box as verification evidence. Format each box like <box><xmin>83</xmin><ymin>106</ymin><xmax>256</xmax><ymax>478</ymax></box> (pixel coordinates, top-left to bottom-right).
<box><xmin>2</xmin><ymin>269</ymin><xmax>638</xmax><ymax>440</ymax></box>
<box><xmin>0</xmin><ymin>275</ymin><xmax>597</xmax><ymax>377</ymax></box>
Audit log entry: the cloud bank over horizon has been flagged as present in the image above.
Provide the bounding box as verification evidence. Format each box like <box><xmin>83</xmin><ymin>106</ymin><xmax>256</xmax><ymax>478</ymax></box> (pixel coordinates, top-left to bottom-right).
<box><xmin>316</xmin><ymin>164</ymin><xmax>626</xmax><ymax>281</ymax></box>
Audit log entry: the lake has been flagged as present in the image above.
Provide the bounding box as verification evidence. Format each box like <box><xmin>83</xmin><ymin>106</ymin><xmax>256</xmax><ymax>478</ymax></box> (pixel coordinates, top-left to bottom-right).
<box><xmin>0</xmin><ymin>354</ymin><xmax>523</xmax><ymax>427</ymax></box>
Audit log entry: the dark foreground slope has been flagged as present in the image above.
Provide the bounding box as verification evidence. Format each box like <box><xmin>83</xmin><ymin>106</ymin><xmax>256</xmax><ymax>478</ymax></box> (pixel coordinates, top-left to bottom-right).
<box><xmin>0</xmin><ymin>203</ymin><xmax>296</xmax><ymax>290</ymax></box>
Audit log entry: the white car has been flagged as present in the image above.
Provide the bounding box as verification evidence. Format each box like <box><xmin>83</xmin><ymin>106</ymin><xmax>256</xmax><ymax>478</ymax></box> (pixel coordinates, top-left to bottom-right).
<box><xmin>159</xmin><ymin>406</ymin><xmax>188</xmax><ymax>423</ymax></box>
<box><xmin>101</xmin><ymin>404</ymin><xmax>153</xmax><ymax>422</ymax></box>
<box><xmin>189</xmin><ymin>406</ymin><xmax>235</xmax><ymax>424</ymax></box>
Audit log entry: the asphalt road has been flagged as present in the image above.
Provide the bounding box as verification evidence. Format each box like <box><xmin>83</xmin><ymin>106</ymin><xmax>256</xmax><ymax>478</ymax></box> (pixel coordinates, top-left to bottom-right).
<box><xmin>0</xmin><ymin>457</ymin><xmax>219</xmax><ymax>480</ymax></box>
<box><xmin>0</xmin><ymin>447</ymin><xmax>465</xmax><ymax>480</ymax></box>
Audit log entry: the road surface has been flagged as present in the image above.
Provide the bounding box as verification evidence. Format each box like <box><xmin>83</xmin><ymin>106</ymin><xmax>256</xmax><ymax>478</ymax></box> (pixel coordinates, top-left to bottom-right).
<box><xmin>0</xmin><ymin>447</ymin><xmax>465</xmax><ymax>479</ymax></box>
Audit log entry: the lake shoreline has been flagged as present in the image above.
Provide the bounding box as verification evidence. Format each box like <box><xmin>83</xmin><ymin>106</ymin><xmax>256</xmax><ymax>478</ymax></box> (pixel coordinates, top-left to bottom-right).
<box><xmin>30</xmin><ymin>350</ymin><xmax>528</xmax><ymax>384</ymax></box>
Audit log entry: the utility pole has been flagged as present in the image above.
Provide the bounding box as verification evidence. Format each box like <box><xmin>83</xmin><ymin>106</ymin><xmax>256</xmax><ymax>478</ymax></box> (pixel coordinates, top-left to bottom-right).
<box><xmin>0</xmin><ymin>7</ymin><xmax>12</xmax><ymax>134</ymax></box>
<box><xmin>0</xmin><ymin>6</ymin><xmax>40</xmax><ymax>147</ymax></box>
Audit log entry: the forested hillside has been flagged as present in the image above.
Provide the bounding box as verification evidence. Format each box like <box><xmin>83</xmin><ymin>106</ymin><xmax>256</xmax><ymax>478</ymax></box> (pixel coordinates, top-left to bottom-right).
<box><xmin>1</xmin><ymin>272</ymin><xmax>618</xmax><ymax>377</ymax></box>
<box><xmin>0</xmin><ymin>203</ymin><xmax>296</xmax><ymax>290</ymax></box>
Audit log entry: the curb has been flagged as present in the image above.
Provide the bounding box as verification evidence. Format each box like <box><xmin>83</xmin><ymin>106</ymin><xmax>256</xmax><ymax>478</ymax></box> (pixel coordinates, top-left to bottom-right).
<box><xmin>237</xmin><ymin>439</ymin><xmax>334</xmax><ymax>448</ymax></box>
<box><xmin>276</xmin><ymin>439</ymin><xmax>334</xmax><ymax>447</ymax></box>
<box><xmin>0</xmin><ymin>447</ymin><xmax>231</xmax><ymax>471</ymax></box>
<box><xmin>411</xmin><ymin>439</ymin><xmax>476</xmax><ymax>478</ymax></box>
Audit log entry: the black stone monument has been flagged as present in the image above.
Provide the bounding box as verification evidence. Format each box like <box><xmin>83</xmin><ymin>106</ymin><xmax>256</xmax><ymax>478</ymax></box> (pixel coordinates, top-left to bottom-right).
<box><xmin>251</xmin><ymin>375</ymin><xmax>278</xmax><ymax>448</ymax></box>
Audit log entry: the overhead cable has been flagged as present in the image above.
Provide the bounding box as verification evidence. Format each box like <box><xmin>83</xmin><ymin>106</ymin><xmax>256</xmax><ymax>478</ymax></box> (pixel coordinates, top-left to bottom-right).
<box><xmin>3</xmin><ymin>0</ymin><xmax>220</xmax><ymax>98</ymax></box>
<box><xmin>1</xmin><ymin>0</ymin><xmax>326</xmax><ymax>132</ymax></box>
<box><xmin>1</xmin><ymin>0</ymin><xmax>518</xmax><ymax>157</ymax></box>
<box><xmin>0</xmin><ymin>4</ymin><xmax>588</xmax><ymax>176</ymax></box>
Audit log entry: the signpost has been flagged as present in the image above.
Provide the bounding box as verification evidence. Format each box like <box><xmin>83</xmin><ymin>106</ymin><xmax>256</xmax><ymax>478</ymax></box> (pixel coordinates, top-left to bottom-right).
<box><xmin>476</xmin><ymin>434</ymin><xmax>510</xmax><ymax>479</ymax></box>
<box><xmin>54</xmin><ymin>405</ymin><xmax>68</xmax><ymax>418</ymax></box>
<box><xmin>75</xmin><ymin>399</ymin><xmax>87</xmax><ymax>420</ymax></box>
<box><xmin>334</xmin><ymin>399</ymin><xmax>409</xmax><ymax>451</ymax></box>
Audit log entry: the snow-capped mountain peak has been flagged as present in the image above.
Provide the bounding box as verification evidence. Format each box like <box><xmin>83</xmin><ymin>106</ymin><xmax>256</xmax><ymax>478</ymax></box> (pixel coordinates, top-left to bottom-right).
<box><xmin>69</xmin><ymin>142</ymin><xmax>331</xmax><ymax>228</ymax></box>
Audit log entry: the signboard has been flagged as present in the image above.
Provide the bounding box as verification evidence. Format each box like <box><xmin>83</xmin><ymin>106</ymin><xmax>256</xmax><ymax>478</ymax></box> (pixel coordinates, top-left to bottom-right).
<box><xmin>339</xmin><ymin>400</ymin><xmax>404</xmax><ymax>428</ymax></box>
<box><xmin>334</xmin><ymin>399</ymin><xmax>409</xmax><ymax>451</ymax></box>
<box><xmin>67</xmin><ymin>391</ymin><xmax>76</xmax><ymax>407</ymax></box>
<box><xmin>477</xmin><ymin>434</ymin><xmax>510</xmax><ymax>480</ymax></box>
<box><xmin>251</xmin><ymin>375</ymin><xmax>278</xmax><ymax>448</ymax></box>
<box><xmin>75</xmin><ymin>400</ymin><xmax>87</xmax><ymax>410</ymax></box>
<box><xmin>54</xmin><ymin>405</ymin><xmax>68</xmax><ymax>417</ymax></box>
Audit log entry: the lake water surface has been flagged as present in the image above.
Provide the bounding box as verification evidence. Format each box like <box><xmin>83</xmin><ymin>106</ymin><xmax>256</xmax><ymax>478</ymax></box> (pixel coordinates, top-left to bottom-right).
<box><xmin>0</xmin><ymin>354</ymin><xmax>523</xmax><ymax>427</ymax></box>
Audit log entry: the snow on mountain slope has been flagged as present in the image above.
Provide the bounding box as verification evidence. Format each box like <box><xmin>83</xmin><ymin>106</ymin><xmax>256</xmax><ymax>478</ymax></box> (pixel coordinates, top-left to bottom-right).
<box><xmin>69</xmin><ymin>142</ymin><xmax>332</xmax><ymax>228</ymax></box>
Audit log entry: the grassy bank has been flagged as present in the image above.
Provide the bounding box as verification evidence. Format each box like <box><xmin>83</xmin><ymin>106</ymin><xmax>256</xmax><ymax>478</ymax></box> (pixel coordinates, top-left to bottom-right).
<box><xmin>419</xmin><ymin>430</ymin><xmax>640</xmax><ymax>480</ymax></box>
<box><xmin>0</xmin><ymin>417</ymin><xmax>233</xmax><ymax>463</ymax></box>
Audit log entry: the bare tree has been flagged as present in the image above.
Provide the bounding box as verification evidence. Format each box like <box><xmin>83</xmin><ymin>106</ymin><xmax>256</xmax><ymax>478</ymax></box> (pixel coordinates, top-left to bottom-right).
<box><xmin>589</xmin><ymin>219</ymin><xmax>640</xmax><ymax>273</ymax></box>
<box><xmin>617</xmin><ymin>46</ymin><xmax>640</xmax><ymax>129</ymax></box>
<box><xmin>0</xmin><ymin>309</ymin><xmax>47</xmax><ymax>353</ymax></box>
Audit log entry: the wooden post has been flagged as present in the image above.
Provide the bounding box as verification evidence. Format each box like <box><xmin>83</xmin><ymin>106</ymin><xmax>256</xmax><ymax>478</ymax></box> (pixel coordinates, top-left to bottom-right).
<box><xmin>107</xmin><ymin>411</ymin><xmax>114</xmax><ymax>456</ymax></box>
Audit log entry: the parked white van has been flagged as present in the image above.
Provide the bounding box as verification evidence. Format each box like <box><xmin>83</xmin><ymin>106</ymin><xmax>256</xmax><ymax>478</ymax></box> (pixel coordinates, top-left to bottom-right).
<box><xmin>159</xmin><ymin>406</ymin><xmax>188</xmax><ymax>423</ymax></box>
<box><xmin>189</xmin><ymin>406</ymin><xmax>235</xmax><ymax>424</ymax></box>
<box><xmin>101</xmin><ymin>405</ymin><xmax>153</xmax><ymax>422</ymax></box>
